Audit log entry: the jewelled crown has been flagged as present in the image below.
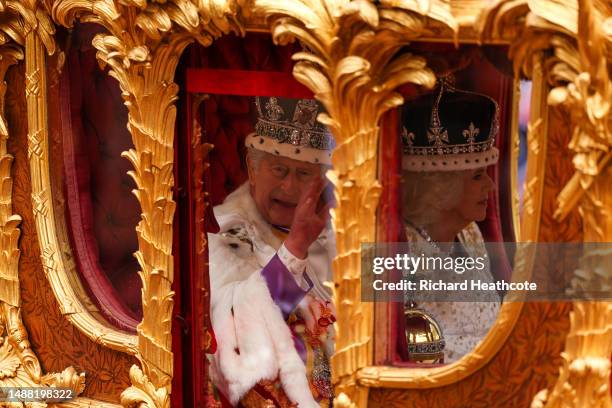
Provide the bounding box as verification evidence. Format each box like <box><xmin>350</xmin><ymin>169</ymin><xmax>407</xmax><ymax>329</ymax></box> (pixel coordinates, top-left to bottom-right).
<box><xmin>245</xmin><ymin>96</ymin><xmax>335</xmax><ymax>165</ymax></box>
<box><xmin>401</xmin><ymin>77</ymin><xmax>500</xmax><ymax>171</ymax></box>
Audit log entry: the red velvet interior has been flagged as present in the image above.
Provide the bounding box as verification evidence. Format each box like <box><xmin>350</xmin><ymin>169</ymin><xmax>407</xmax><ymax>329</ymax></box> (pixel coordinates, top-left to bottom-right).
<box><xmin>186</xmin><ymin>35</ymin><xmax>301</xmax><ymax>206</ymax></box>
<box><xmin>61</xmin><ymin>24</ymin><xmax>142</xmax><ymax>328</ymax></box>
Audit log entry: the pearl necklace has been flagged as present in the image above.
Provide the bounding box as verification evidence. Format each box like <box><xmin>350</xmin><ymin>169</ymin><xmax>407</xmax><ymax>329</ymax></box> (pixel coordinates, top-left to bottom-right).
<box><xmin>406</xmin><ymin>221</ymin><xmax>455</xmax><ymax>256</ymax></box>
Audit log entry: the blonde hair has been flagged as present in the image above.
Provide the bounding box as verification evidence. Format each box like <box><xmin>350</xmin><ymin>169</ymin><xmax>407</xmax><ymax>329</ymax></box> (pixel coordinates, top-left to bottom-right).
<box><xmin>401</xmin><ymin>170</ymin><xmax>466</xmax><ymax>227</ymax></box>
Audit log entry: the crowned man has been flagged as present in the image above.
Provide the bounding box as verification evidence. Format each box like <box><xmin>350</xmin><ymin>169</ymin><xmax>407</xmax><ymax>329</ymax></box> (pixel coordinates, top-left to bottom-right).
<box><xmin>208</xmin><ymin>96</ymin><xmax>336</xmax><ymax>407</ymax></box>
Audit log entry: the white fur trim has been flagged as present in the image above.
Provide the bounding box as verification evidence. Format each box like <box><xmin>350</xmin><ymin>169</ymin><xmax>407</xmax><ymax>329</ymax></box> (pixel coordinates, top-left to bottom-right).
<box><xmin>207</xmin><ymin>183</ymin><xmax>324</xmax><ymax>407</ymax></box>
<box><xmin>402</xmin><ymin>147</ymin><xmax>499</xmax><ymax>171</ymax></box>
<box><xmin>245</xmin><ymin>132</ymin><xmax>333</xmax><ymax>165</ymax></box>
<box><xmin>208</xmin><ymin>234</ymin><xmax>318</xmax><ymax>407</ymax></box>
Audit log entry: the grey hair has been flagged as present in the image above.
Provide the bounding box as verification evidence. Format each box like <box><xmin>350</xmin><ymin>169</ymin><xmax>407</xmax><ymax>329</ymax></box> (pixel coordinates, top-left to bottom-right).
<box><xmin>245</xmin><ymin>147</ymin><xmax>269</xmax><ymax>171</ymax></box>
<box><xmin>401</xmin><ymin>170</ymin><xmax>466</xmax><ymax>227</ymax></box>
<box><xmin>245</xmin><ymin>147</ymin><xmax>330</xmax><ymax>176</ymax></box>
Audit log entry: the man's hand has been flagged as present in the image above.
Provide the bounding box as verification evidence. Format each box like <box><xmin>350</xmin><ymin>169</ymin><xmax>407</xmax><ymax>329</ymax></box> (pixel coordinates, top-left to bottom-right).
<box><xmin>284</xmin><ymin>179</ymin><xmax>333</xmax><ymax>259</ymax></box>
<box><xmin>297</xmin><ymin>294</ymin><xmax>336</xmax><ymax>337</ymax></box>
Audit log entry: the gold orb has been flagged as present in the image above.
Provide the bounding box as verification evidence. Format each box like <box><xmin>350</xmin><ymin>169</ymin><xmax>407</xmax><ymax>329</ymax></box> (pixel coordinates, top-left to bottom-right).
<box><xmin>404</xmin><ymin>306</ymin><xmax>445</xmax><ymax>363</ymax></box>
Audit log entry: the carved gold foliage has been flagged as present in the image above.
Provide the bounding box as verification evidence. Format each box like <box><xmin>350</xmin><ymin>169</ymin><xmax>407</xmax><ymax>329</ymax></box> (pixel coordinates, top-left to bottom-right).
<box><xmin>40</xmin><ymin>366</ymin><xmax>86</xmax><ymax>395</ymax></box>
<box><xmin>0</xmin><ymin>7</ymin><xmax>41</xmax><ymax>384</ymax></box>
<box><xmin>378</xmin><ymin>0</ymin><xmax>458</xmax><ymax>40</ymax></box>
<box><xmin>0</xmin><ymin>334</ymin><xmax>86</xmax><ymax>405</ymax></box>
<box><xmin>0</xmin><ymin>336</ymin><xmax>19</xmax><ymax>379</ymax></box>
<box><xmin>120</xmin><ymin>365</ymin><xmax>169</xmax><ymax>408</ymax></box>
<box><xmin>334</xmin><ymin>392</ymin><xmax>357</xmax><ymax>408</ymax></box>
<box><xmin>50</xmin><ymin>0</ymin><xmax>245</xmax><ymax>405</ymax></box>
<box><xmin>0</xmin><ymin>3</ymin><xmax>87</xmax><ymax>404</ymax></box>
<box><xmin>51</xmin><ymin>0</ymin><xmax>244</xmax><ymax>49</ymax></box>
<box><xmin>547</xmin><ymin>0</ymin><xmax>610</xmax><ymax>230</ymax></box>
<box><xmin>476</xmin><ymin>0</ymin><xmax>529</xmax><ymax>42</ymax></box>
<box><xmin>482</xmin><ymin>0</ymin><xmax>610</xmax><ymax>225</ymax></box>
<box><xmin>107</xmin><ymin>35</ymin><xmax>187</xmax><ymax>393</ymax></box>
<box><xmin>481</xmin><ymin>1</ymin><xmax>611</xmax><ymax>407</ymax></box>
<box><xmin>0</xmin><ymin>43</ymin><xmax>26</xmax><ymax>351</ymax></box>
<box><xmin>54</xmin><ymin>398</ymin><xmax>122</xmax><ymax>408</ymax></box>
<box><xmin>254</xmin><ymin>0</ymin><xmax>457</xmax><ymax>405</ymax></box>
<box><xmin>364</xmin><ymin>94</ymin><xmax>578</xmax><ymax>407</ymax></box>
<box><xmin>0</xmin><ymin>9</ymin><xmax>42</xmax><ymax>401</ymax></box>
<box><xmin>531</xmin><ymin>302</ymin><xmax>612</xmax><ymax>408</ymax></box>
<box><xmin>0</xmin><ymin>0</ymin><xmax>55</xmax><ymax>53</ymax></box>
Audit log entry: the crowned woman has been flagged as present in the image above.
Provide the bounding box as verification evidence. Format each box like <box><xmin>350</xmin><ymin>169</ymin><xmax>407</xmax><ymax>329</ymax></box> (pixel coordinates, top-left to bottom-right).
<box><xmin>400</xmin><ymin>78</ymin><xmax>502</xmax><ymax>363</ymax></box>
<box><xmin>207</xmin><ymin>96</ymin><xmax>336</xmax><ymax>407</ymax></box>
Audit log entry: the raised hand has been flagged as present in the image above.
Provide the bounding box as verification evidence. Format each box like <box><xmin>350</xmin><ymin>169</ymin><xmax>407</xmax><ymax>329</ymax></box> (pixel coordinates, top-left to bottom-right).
<box><xmin>284</xmin><ymin>179</ymin><xmax>333</xmax><ymax>259</ymax></box>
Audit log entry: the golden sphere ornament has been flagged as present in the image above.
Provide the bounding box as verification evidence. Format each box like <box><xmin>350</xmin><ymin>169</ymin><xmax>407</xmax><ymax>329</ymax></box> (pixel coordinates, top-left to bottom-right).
<box><xmin>404</xmin><ymin>303</ymin><xmax>445</xmax><ymax>363</ymax></box>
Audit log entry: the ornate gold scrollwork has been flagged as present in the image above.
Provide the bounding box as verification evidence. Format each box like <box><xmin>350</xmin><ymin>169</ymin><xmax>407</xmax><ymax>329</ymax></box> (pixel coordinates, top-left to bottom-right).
<box><xmin>0</xmin><ymin>0</ymin><xmax>85</xmax><ymax>402</ymax></box>
<box><xmin>252</xmin><ymin>0</ymin><xmax>545</xmax><ymax>403</ymax></box>
<box><xmin>7</xmin><ymin>1</ymin><xmax>608</xmax><ymax>407</ymax></box>
<box><xmin>481</xmin><ymin>0</ymin><xmax>612</xmax><ymax>406</ymax></box>
<box><xmin>24</xmin><ymin>11</ymin><xmax>139</xmax><ymax>363</ymax></box>
<box><xmin>253</xmin><ymin>0</ymin><xmax>461</xmax><ymax>405</ymax></box>
<box><xmin>0</xmin><ymin>40</ymin><xmax>41</xmax><ymax>394</ymax></box>
<box><xmin>50</xmin><ymin>0</ymin><xmax>245</xmax><ymax>406</ymax></box>
<box><xmin>55</xmin><ymin>398</ymin><xmax>122</xmax><ymax>408</ymax></box>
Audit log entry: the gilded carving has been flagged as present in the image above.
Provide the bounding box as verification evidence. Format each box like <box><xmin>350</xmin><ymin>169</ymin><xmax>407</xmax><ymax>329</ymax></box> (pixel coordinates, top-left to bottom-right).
<box><xmin>253</xmin><ymin>0</ymin><xmax>460</xmax><ymax>405</ymax></box>
<box><xmin>0</xmin><ymin>40</ymin><xmax>43</xmax><ymax>397</ymax></box>
<box><xmin>119</xmin><ymin>365</ymin><xmax>169</xmax><ymax>408</ymax></box>
<box><xmin>363</xmin><ymin>69</ymin><xmax>580</xmax><ymax>407</ymax></box>
<box><xmin>0</xmin><ymin>0</ymin><xmax>606</xmax><ymax>407</ymax></box>
<box><xmin>0</xmin><ymin>0</ymin><xmax>85</xmax><ymax>403</ymax></box>
<box><xmin>482</xmin><ymin>0</ymin><xmax>610</xmax><ymax>224</ymax></box>
<box><xmin>55</xmin><ymin>398</ymin><xmax>122</xmax><ymax>408</ymax></box>
<box><xmin>481</xmin><ymin>0</ymin><xmax>611</xmax><ymax>406</ymax></box>
<box><xmin>50</xmin><ymin>0</ymin><xmax>245</xmax><ymax>406</ymax></box>
<box><xmin>532</xmin><ymin>302</ymin><xmax>612</xmax><ymax>408</ymax></box>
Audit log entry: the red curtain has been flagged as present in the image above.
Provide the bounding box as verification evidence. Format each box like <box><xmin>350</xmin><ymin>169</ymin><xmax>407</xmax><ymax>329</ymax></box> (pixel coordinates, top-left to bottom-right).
<box><xmin>61</xmin><ymin>24</ymin><xmax>142</xmax><ymax>328</ymax></box>
<box><xmin>186</xmin><ymin>34</ymin><xmax>301</xmax><ymax>206</ymax></box>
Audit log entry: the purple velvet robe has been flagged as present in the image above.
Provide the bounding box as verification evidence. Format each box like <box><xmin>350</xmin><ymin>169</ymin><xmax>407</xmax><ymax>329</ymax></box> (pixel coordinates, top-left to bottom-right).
<box><xmin>261</xmin><ymin>254</ymin><xmax>312</xmax><ymax>362</ymax></box>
